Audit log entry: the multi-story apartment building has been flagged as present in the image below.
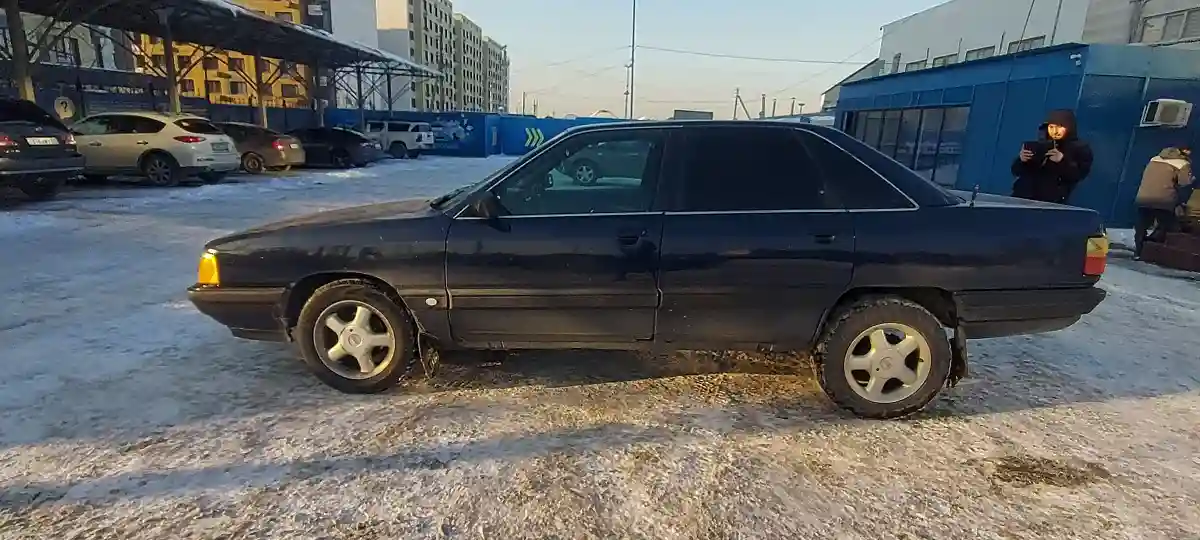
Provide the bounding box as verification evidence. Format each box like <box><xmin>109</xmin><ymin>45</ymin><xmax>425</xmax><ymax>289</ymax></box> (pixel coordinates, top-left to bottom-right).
<box><xmin>482</xmin><ymin>37</ymin><xmax>510</xmax><ymax>113</ymax></box>
<box><xmin>408</xmin><ymin>0</ymin><xmax>455</xmax><ymax>110</ymax></box>
<box><xmin>1</xmin><ymin>14</ymin><xmax>120</xmax><ymax>70</ymax></box>
<box><xmin>136</xmin><ymin>0</ymin><xmax>309</xmax><ymax>108</ymax></box>
<box><xmin>452</xmin><ymin>13</ymin><xmax>484</xmax><ymax>110</ymax></box>
<box><xmin>1084</xmin><ymin>0</ymin><xmax>1200</xmax><ymax>47</ymax></box>
<box><xmin>404</xmin><ymin>0</ymin><xmax>509</xmax><ymax>112</ymax></box>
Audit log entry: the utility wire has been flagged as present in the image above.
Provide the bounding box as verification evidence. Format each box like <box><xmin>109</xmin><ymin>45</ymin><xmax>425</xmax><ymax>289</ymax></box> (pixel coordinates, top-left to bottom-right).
<box><xmin>637</xmin><ymin>45</ymin><xmax>869</xmax><ymax>65</ymax></box>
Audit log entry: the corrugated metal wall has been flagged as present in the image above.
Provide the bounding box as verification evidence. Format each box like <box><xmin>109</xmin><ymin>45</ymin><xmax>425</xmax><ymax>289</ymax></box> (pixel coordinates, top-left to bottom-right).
<box><xmin>837</xmin><ymin>43</ymin><xmax>1200</xmax><ymax>228</ymax></box>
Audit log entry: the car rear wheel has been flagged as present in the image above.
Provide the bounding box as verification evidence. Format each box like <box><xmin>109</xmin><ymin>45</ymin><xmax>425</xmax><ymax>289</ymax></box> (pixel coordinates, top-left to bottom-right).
<box><xmin>242</xmin><ymin>152</ymin><xmax>266</xmax><ymax>174</ymax></box>
<box><xmin>389</xmin><ymin>142</ymin><xmax>408</xmax><ymax>159</ymax></box>
<box><xmin>294</xmin><ymin>279</ymin><xmax>416</xmax><ymax>394</ymax></box>
<box><xmin>19</xmin><ymin>179</ymin><xmax>62</xmax><ymax>201</ymax></box>
<box><xmin>142</xmin><ymin>153</ymin><xmax>180</xmax><ymax>187</ymax></box>
<box><xmin>814</xmin><ymin>297</ymin><xmax>951</xmax><ymax>419</ymax></box>
<box><xmin>572</xmin><ymin>160</ymin><xmax>600</xmax><ymax>185</ymax></box>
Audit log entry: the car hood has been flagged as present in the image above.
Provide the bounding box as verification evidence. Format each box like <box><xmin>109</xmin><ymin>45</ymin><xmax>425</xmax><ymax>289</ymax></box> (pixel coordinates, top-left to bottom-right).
<box><xmin>206</xmin><ymin>198</ymin><xmax>435</xmax><ymax>248</ymax></box>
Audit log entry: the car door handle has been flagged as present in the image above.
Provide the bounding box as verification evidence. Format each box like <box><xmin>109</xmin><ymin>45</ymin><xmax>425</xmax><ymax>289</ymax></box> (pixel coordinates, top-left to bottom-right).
<box><xmin>136</xmin><ymin>140</ymin><xmax>149</xmax><ymax>145</ymax></box>
<box><xmin>814</xmin><ymin>234</ymin><xmax>837</xmax><ymax>244</ymax></box>
<box><xmin>617</xmin><ymin>230</ymin><xmax>647</xmax><ymax>245</ymax></box>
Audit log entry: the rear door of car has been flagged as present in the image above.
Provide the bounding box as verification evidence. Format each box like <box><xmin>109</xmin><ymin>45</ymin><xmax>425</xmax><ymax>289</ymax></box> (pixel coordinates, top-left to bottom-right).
<box><xmin>444</xmin><ymin>127</ymin><xmax>672</xmax><ymax>345</ymax></box>
<box><xmin>294</xmin><ymin>128</ymin><xmax>331</xmax><ymax>163</ymax></box>
<box><xmin>0</xmin><ymin>100</ymin><xmax>75</xmax><ymax>163</ymax></box>
<box><xmin>655</xmin><ymin>125</ymin><xmax>855</xmax><ymax>350</ymax></box>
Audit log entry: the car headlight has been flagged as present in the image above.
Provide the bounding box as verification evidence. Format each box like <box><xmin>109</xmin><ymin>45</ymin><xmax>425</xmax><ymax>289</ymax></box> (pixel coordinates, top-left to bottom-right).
<box><xmin>197</xmin><ymin>250</ymin><xmax>220</xmax><ymax>286</ymax></box>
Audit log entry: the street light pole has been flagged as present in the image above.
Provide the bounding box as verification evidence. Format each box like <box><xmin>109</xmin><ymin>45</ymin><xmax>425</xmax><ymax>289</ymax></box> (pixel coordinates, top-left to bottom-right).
<box><xmin>627</xmin><ymin>0</ymin><xmax>637</xmax><ymax>119</ymax></box>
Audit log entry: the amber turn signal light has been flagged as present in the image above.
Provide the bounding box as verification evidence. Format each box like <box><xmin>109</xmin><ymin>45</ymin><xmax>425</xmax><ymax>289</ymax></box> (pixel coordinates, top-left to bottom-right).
<box><xmin>197</xmin><ymin>251</ymin><xmax>220</xmax><ymax>285</ymax></box>
<box><xmin>1084</xmin><ymin>234</ymin><xmax>1108</xmax><ymax>276</ymax></box>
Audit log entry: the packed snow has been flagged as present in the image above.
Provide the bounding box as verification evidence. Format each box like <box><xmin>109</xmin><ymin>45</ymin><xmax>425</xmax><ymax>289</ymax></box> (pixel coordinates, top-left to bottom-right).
<box><xmin>1</xmin><ymin>158</ymin><xmax>1199</xmax><ymax>539</ymax></box>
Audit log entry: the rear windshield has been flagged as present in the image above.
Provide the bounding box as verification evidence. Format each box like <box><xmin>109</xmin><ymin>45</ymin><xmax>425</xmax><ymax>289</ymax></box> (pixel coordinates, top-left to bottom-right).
<box><xmin>175</xmin><ymin>119</ymin><xmax>223</xmax><ymax>134</ymax></box>
<box><xmin>412</xmin><ymin>124</ymin><xmax>431</xmax><ymax>132</ymax></box>
<box><xmin>333</xmin><ymin>128</ymin><xmax>368</xmax><ymax>141</ymax></box>
<box><xmin>0</xmin><ymin>99</ymin><xmax>66</xmax><ymax>130</ymax></box>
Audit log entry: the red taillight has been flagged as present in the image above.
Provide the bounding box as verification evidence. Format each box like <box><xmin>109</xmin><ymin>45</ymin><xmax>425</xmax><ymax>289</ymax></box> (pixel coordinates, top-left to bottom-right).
<box><xmin>174</xmin><ymin>135</ymin><xmax>206</xmax><ymax>143</ymax></box>
<box><xmin>272</xmin><ymin>139</ymin><xmax>286</xmax><ymax>150</ymax></box>
<box><xmin>1084</xmin><ymin>234</ymin><xmax>1109</xmax><ymax>276</ymax></box>
<box><xmin>0</xmin><ymin>134</ymin><xmax>16</xmax><ymax>147</ymax></box>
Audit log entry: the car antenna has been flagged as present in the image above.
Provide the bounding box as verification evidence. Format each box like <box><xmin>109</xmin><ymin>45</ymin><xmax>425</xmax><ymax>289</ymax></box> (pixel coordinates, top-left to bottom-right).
<box><xmin>970</xmin><ymin>184</ymin><xmax>980</xmax><ymax>207</ymax></box>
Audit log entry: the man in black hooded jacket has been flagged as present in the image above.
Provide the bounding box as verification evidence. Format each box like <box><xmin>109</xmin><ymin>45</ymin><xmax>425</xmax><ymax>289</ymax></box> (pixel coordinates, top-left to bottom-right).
<box><xmin>1011</xmin><ymin>109</ymin><xmax>1094</xmax><ymax>204</ymax></box>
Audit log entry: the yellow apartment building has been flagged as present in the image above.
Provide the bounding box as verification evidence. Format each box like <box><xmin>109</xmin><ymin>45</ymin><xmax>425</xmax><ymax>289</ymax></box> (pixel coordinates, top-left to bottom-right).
<box><xmin>136</xmin><ymin>0</ymin><xmax>309</xmax><ymax>108</ymax></box>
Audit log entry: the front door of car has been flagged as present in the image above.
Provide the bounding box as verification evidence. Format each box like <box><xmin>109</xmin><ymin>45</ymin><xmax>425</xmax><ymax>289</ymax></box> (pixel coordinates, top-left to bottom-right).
<box><xmin>445</xmin><ymin>128</ymin><xmax>671</xmax><ymax>345</ymax></box>
<box><xmin>70</xmin><ymin>116</ymin><xmax>120</xmax><ymax>170</ymax></box>
<box><xmin>655</xmin><ymin>126</ymin><xmax>855</xmax><ymax>350</ymax></box>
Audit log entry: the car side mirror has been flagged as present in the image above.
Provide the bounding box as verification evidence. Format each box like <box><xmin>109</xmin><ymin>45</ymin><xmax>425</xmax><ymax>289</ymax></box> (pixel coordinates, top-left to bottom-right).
<box><xmin>472</xmin><ymin>191</ymin><xmax>511</xmax><ymax>231</ymax></box>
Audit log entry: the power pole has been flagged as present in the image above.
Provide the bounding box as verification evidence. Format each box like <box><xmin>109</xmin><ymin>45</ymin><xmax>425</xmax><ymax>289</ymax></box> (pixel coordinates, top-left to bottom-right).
<box><xmin>733</xmin><ymin>88</ymin><xmax>740</xmax><ymax>120</ymax></box>
<box><xmin>521</xmin><ymin>92</ymin><xmax>527</xmax><ymax>115</ymax></box>
<box><xmin>627</xmin><ymin>0</ymin><xmax>638</xmax><ymax>119</ymax></box>
<box><xmin>790</xmin><ymin>97</ymin><xmax>797</xmax><ymax>115</ymax></box>
<box><xmin>771</xmin><ymin>98</ymin><xmax>777</xmax><ymax>118</ymax></box>
<box><xmin>759</xmin><ymin>94</ymin><xmax>766</xmax><ymax>119</ymax></box>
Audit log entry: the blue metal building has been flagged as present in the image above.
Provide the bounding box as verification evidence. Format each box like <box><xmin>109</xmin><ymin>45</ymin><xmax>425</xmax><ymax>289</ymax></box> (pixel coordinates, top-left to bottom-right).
<box><xmin>835</xmin><ymin>43</ymin><xmax>1200</xmax><ymax>228</ymax></box>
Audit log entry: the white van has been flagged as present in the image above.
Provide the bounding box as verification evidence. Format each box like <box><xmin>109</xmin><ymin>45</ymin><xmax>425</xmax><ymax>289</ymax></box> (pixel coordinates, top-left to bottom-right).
<box><xmin>364</xmin><ymin>120</ymin><xmax>434</xmax><ymax>158</ymax></box>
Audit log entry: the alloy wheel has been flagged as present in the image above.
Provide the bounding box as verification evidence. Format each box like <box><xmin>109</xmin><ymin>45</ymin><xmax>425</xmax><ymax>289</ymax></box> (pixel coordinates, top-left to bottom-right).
<box><xmin>842</xmin><ymin>322</ymin><xmax>933</xmax><ymax>404</ymax></box>
<box><xmin>312</xmin><ymin>300</ymin><xmax>397</xmax><ymax>380</ymax></box>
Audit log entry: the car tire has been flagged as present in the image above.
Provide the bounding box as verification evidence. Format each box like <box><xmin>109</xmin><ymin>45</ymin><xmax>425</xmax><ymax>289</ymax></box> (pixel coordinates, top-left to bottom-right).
<box><xmin>294</xmin><ymin>279</ymin><xmax>416</xmax><ymax>394</ymax></box>
<box><xmin>199</xmin><ymin>172</ymin><xmax>227</xmax><ymax>184</ymax></box>
<box><xmin>814</xmin><ymin>296</ymin><xmax>951</xmax><ymax>419</ymax></box>
<box><xmin>141</xmin><ymin>152</ymin><xmax>180</xmax><ymax>187</ymax></box>
<box><xmin>407</xmin><ymin>150</ymin><xmax>421</xmax><ymax>159</ymax></box>
<box><xmin>19</xmin><ymin>179</ymin><xmax>62</xmax><ymax>201</ymax></box>
<box><xmin>242</xmin><ymin>152</ymin><xmax>266</xmax><ymax>174</ymax></box>
<box><xmin>331</xmin><ymin>150</ymin><xmax>351</xmax><ymax>169</ymax></box>
<box><xmin>389</xmin><ymin>142</ymin><xmax>408</xmax><ymax>159</ymax></box>
<box><xmin>572</xmin><ymin>159</ymin><xmax>601</xmax><ymax>185</ymax></box>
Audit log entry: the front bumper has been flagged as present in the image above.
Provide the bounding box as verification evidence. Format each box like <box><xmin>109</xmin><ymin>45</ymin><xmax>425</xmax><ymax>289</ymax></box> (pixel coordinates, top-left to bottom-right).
<box><xmin>187</xmin><ymin>285</ymin><xmax>289</xmax><ymax>342</ymax></box>
<box><xmin>954</xmin><ymin>286</ymin><xmax>1107</xmax><ymax>338</ymax></box>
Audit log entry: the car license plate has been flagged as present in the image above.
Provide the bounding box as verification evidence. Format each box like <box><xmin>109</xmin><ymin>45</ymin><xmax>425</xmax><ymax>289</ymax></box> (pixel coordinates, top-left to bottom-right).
<box><xmin>290</xmin><ymin>143</ymin><xmax>299</xmax><ymax>149</ymax></box>
<box><xmin>25</xmin><ymin>136</ymin><xmax>58</xmax><ymax>146</ymax></box>
<box><xmin>211</xmin><ymin>142</ymin><xmax>230</xmax><ymax>152</ymax></box>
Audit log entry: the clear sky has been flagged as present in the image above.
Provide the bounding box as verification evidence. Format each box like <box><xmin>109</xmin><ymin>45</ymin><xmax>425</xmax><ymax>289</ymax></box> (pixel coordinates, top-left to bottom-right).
<box><xmin>449</xmin><ymin>0</ymin><xmax>948</xmax><ymax>119</ymax></box>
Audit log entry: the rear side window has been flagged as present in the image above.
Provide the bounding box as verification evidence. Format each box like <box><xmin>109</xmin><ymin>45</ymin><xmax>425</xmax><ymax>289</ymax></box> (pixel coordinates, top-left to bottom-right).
<box><xmin>388</xmin><ymin>122</ymin><xmax>410</xmax><ymax>132</ymax></box>
<box><xmin>676</xmin><ymin>127</ymin><xmax>831</xmax><ymax>212</ymax></box>
<box><xmin>0</xmin><ymin>99</ymin><xmax>64</xmax><ymax>129</ymax></box>
<box><xmin>176</xmin><ymin>119</ymin><xmax>222</xmax><ymax>134</ymax></box>
<box><xmin>799</xmin><ymin>131</ymin><xmax>914</xmax><ymax>209</ymax></box>
<box><xmin>367</xmin><ymin>121</ymin><xmax>385</xmax><ymax>132</ymax></box>
<box><xmin>412</xmin><ymin>124</ymin><xmax>431</xmax><ymax>132</ymax></box>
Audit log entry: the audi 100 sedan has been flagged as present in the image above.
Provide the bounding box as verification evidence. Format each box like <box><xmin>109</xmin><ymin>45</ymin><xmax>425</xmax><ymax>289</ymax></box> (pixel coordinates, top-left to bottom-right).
<box><xmin>188</xmin><ymin>120</ymin><xmax>1108</xmax><ymax>419</ymax></box>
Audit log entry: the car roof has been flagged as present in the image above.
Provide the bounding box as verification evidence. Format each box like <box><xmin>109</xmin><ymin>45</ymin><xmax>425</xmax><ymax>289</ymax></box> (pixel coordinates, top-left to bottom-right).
<box><xmin>85</xmin><ymin>111</ymin><xmax>208</xmax><ymax>122</ymax></box>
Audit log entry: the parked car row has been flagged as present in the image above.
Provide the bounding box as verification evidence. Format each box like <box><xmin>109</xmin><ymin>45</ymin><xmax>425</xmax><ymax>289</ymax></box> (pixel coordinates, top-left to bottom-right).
<box><xmin>2</xmin><ymin>97</ymin><xmax>423</xmax><ymax>202</ymax></box>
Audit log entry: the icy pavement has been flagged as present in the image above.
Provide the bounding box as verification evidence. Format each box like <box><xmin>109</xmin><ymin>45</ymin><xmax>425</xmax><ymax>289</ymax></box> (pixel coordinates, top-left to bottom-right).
<box><xmin>1</xmin><ymin>158</ymin><xmax>1199</xmax><ymax>539</ymax></box>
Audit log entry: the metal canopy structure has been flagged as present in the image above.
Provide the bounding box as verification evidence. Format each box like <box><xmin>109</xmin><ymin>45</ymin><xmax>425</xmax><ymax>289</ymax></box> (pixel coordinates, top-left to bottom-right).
<box><xmin>8</xmin><ymin>0</ymin><xmax>439</xmax><ymax>120</ymax></box>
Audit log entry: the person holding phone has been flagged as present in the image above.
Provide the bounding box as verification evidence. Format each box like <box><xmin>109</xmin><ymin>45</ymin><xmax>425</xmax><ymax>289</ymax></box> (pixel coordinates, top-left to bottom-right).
<box><xmin>1011</xmin><ymin>109</ymin><xmax>1094</xmax><ymax>204</ymax></box>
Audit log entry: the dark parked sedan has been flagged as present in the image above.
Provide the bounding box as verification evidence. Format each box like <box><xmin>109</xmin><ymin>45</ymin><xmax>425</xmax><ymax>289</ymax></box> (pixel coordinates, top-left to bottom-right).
<box><xmin>0</xmin><ymin>97</ymin><xmax>84</xmax><ymax>201</ymax></box>
<box><xmin>188</xmin><ymin>120</ymin><xmax>1109</xmax><ymax>419</ymax></box>
<box><xmin>213</xmin><ymin>121</ymin><xmax>305</xmax><ymax>173</ymax></box>
<box><xmin>287</xmin><ymin>127</ymin><xmax>386</xmax><ymax>169</ymax></box>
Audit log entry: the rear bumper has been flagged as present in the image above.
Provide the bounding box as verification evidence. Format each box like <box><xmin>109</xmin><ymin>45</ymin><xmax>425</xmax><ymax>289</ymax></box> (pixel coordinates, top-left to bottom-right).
<box><xmin>263</xmin><ymin>149</ymin><xmax>306</xmax><ymax>168</ymax></box>
<box><xmin>0</xmin><ymin>155</ymin><xmax>84</xmax><ymax>184</ymax></box>
<box><xmin>955</xmin><ymin>286</ymin><xmax>1106</xmax><ymax>339</ymax></box>
<box><xmin>187</xmin><ymin>285</ymin><xmax>289</xmax><ymax>342</ymax></box>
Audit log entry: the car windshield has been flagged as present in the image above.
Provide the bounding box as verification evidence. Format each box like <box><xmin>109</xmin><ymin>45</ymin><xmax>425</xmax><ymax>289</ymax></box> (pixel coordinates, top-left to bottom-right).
<box><xmin>0</xmin><ymin>99</ymin><xmax>66</xmax><ymax>130</ymax></box>
<box><xmin>333</xmin><ymin>127</ymin><xmax>368</xmax><ymax>140</ymax></box>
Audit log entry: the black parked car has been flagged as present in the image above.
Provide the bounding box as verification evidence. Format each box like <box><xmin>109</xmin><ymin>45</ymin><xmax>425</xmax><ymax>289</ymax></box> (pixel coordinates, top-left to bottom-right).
<box><xmin>187</xmin><ymin>120</ymin><xmax>1109</xmax><ymax>419</ymax></box>
<box><xmin>287</xmin><ymin>127</ymin><xmax>386</xmax><ymax>169</ymax></box>
<box><xmin>0</xmin><ymin>98</ymin><xmax>84</xmax><ymax>201</ymax></box>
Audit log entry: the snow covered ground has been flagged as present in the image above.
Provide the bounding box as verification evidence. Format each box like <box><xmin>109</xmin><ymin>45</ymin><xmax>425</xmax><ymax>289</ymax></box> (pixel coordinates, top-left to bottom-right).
<box><xmin>1</xmin><ymin>158</ymin><xmax>1199</xmax><ymax>539</ymax></box>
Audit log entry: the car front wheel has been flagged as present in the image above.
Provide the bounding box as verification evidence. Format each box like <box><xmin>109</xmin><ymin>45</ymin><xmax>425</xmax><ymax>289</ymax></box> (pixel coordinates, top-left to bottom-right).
<box><xmin>142</xmin><ymin>153</ymin><xmax>180</xmax><ymax>187</ymax></box>
<box><xmin>294</xmin><ymin>279</ymin><xmax>416</xmax><ymax>394</ymax></box>
<box><xmin>814</xmin><ymin>297</ymin><xmax>951</xmax><ymax>419</ymax></box>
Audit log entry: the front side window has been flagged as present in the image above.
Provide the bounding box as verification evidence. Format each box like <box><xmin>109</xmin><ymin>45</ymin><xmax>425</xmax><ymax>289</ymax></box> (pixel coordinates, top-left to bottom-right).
<box><xmin>71</xmin><ymin>117</ymin><xmax>115</xmax><ymax>135</ymax></box>
<box><xmin>490</xmin><ymin>129</ymin><xmax>663</xmax><ymax>216</ymax></box>
<box><xmin>367</xmin><ymin>122</ymin><xmax>386</xmax><ymax>132</ymax></box>
<box><xmin>676</xmin><ymin>127</ymin><xmax>831</xmax><ymax>212</ymax></box>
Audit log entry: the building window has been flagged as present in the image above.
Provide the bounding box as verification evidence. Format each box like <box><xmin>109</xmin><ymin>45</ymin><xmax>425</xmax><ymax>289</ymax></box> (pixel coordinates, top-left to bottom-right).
<box><xmin>202</xmin><ymin>56</ymin><xmax>218</xmax><ymax>70</ymax></box>
<box><xmin>846</xmin><ymin>105</ymin><xmax>971</xmax><ymax>188</ymax></box>
<box><xmin>177</xmin><ymin>55</ymin><xmax>191</xmax><ymax>69</ymax></box>
<box><xmin>904</xmin><ymin>60</ymin><xmax>926</xmax><ymax>72</ymax></box>
<box><xmin>275</xmin><ymin>12</ymin><xmax>294</xmax><ymax>22</ymax></box>
<box><xmin>152</xmin><ymin>54</ymin><xmax>166</xmax><ymax>68</ymax></box>
<box><xmin>964</xmin><ymin>46</ymin><xmax>995</xmax><ymax>61</ymax></box>
<box><xmin>891</xmin><ymin>53</ymin><xmax>901</xmax><ymax>74</ymax></box>
<box><xmin>1007</xmin><ymin>35</ymin><xmax>1045</xmax><ymax>54</ymax></box>
<box><xmin>931</xmin><ymin>53</ymin><xmax>957</xmax><ymax>68</ymax></box>
<box><xmin>229</xmin><ymin>81</ymin><xmax>248</xmax><ymax>95</ymax></box>
<box><xmin>205</xmin><ymin>80</ymin><xmax>222</xmax><ymax>94</ymax></box>
<box><xmin>281</xmin><ymin>84</ymin><xmax>300</xmax><ymax>98</ymax></box>
<box><xmin>229</xmin><ymin>57</ymin><xmax>245</xmax><ymax>71</ymax></box>
<box><xmin>1141</xmin><ymin>9</ymin><xmax>1200</xmax><ymax>43</ymax></box>
<box><xmin>180</xmin><ymin>79</ymin><xmax>196</xmax><ymax>93</ymax></box>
